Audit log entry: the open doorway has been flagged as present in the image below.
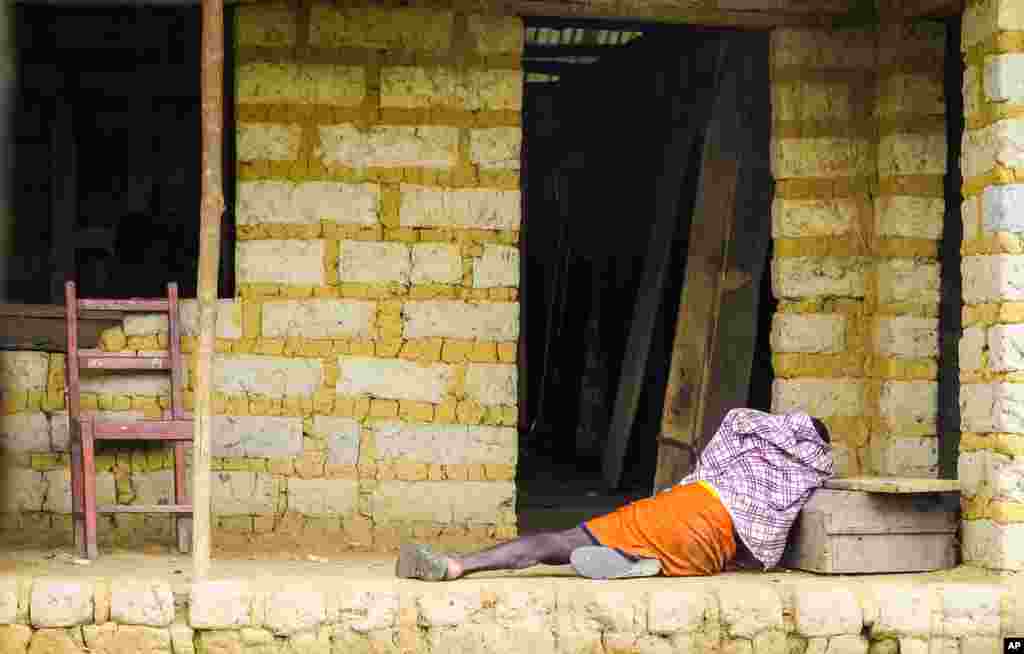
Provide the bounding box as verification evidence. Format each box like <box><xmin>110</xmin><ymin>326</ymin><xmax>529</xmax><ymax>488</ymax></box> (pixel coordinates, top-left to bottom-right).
<box><xmin>516</xmin><ymin>21</ymin><xmax>775</xmax><ymax>533</ymax></box>
<box><xmin>8</xmin><ymin>3</ymin><xmax>236</xmax><ymax>305</ymax></box>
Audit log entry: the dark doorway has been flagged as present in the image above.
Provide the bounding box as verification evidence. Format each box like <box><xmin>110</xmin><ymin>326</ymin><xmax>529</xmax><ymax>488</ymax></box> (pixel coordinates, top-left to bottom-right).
<box><xmin>516</xmin><ymin>22</ymin><xmax>775</xmax><ymax>532</ymax></box>
<box><xmin>8</xmin><ymin>4</ymin><xmax>236</xmax><ymax>304</ymax></box>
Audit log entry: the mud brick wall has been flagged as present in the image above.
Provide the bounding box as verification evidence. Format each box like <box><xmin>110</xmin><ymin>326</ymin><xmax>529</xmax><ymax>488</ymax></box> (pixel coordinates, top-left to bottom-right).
<box><xmin>0</xmin><ymin>3</ymin><xmax>523</xmax><ymax>552</ymax></box>
<box><xmin>768</xmin><ymin>22</ymin><xmax>947</xmax><ymax>480</ymax></box>
<box><xmin>2</xmin><ymin>575</ymin><xmax>1023</xmax><ymax>654</ymax></box>
<box><xmin>957</xmin><ymin>0</ymin><xmax>1024</xmax><ymax>570</ymax></box>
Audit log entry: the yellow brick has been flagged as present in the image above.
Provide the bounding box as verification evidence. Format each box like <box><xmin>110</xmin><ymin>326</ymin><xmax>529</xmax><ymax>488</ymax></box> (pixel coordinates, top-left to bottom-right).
<box><xmin>468</xmin><ymin>342</ymin><xmax>498</xmax><ymax>363</ymax></box>
<box><xmin>484</xmin><ymin>463</ymin><xmax>515</xmax><ymax>481</ymax></box>
<box><xmin>456</xmin><ymin>401</ymin><xmax>485</xmax><ymax>425</ymax></box>
<box><xmin>282</xmin><ymin>286</ymin><xmax>315</xmax><ymax>299</ymax></box>
<box><xmin>350</xmin><ymin>340</ymin><xmax>375</xmax><ymax>356</ymax></box>
<box><xmin>1</xmin><ymin>391</ymin><xmax>26</xmax><ymax>414</ymax></box>
<box><xmin>333</xmin><ymin>396</ymin><xmax>355</xmax><ymax>417</ymax></box>
<box><xmin>30</xmin><ymin>453</ymin><xmax>62</xmax><ymax>470</ymax></box>
<box><xmin>466</xmin><ymin>464</ymin><xmax>486</xmax><ymax>481</ymax></box>
<box><xmin>255</xmin><ymin>339</ymin><xmax>285</xmax><ymax>356</ymax></box>
<box><xmin>25</xmin><ymin>391</ymin><xmax>42</xmax><ymax>412</ymax></box>
<box><xmin>436</xmin><ymin>398</ymin><xmax>457</xmax><ymax>423</ymax></box>
<box><xmin>282</xmin><ymin>337</ymin><xmax>303</xmax><ymax>357</ymax></box>
<box><xmin>385</xmin><ymin>228</ymin><xmax>418</xmax><ymax>242</ymax></box>
<box><xmin>353</xmin><ymin>397</ymin><xmax>371</xmax><ymax>420</ymax></box>
<box><xmin>461</xmin><ymin>288</ymin><xmax>490</xmax><ymax>301</ymax></box>
<box><xmin>282</xmin><ymin>396</ymin><xmax>304</xmax><ymax>417</ymax></box>
<box><xmin>394</xmin><ymin>461</ymin><xmax>429</xmax><ymax>481</ymax></box>
<box><xmin>399</xmin><ymin>401</ymin><xmax>435</xmax><ymax>422</ymax></box>
<box><xmin>428</xmin><ymin>464</ymin><xmax>445</xmax><ymax>481</ymax></box>
<box><xmin>300</xmin><ymin>340</ymin><xmax>334</xmax><ymax>358</ymax></box>
<box><xmin>442</xmin><ymin>340</ymin><xmax>473</xmax><ymax>363</ymax></box>
<box><xmin>181</xmin><ymin>336</ymin><xmax>197</xmax><ymax>354</ymax></box>
<box><xmin>42</xmin><ymin>391</ymin><xmax>65</xmax><ymax>412</ymax></box>
<box><xmin>325</xmin><ymin>463</ymin><xmax>358</xmax><ymax>479</ymax></box>
<box><xmin>215</xmin><ymin>339</ymin><xmax>233</xmax><ymax>354</ymax></box>
<box><xmin>990</xmin><ymin>501</ymin><xmax>1024</xmax><ymax>524</ymax></box>
<box><xmin>370</xmin><ymin>399</ymin><xmax>399</xmax><ymax>418</ymax></box>
<box><xmin>268</xmin><ymin>458</ymin><xmax>295</xmax><ymax>475</ymax></box>
<box><xmin>158</xmin><ymin>333</ymin><xmax>170</xmax><ymax>349</ymax></box>
<box><xmin>497</xmin><ymin>342</ymin><xmax>517</xmax><ymax>363</ymax></box>
<box><xmin>443</xmin><ymin>464</ymin><xmax>468</xmax><ymax>481</ymax></box>
<box><xmin>100</xmin><ymin>327</ymin><xmax>127</xmax><ymax>352</ymax></box>
<box><xmin>376</xmin><ymin>339</ymin><xmax>402</xmax><ymax>357</ymax></box>
<box><xmin>248</xmin><ymin>397</ymin><xmax>271</xmax><ymax>415</ymax></box>
<box><xmin>408</xmin><ymin>285</ymin><xmax>457</xmax><ymax>300</ymax></box>
<box><xmin>126</xmin><ymin>335</ymin><xmax>161</xmax><ymax>351</ymax></box>
<box><xmin>183</xmin><ymin>392</ymin><xmax>195</xmax><ymax>412</ymax></box>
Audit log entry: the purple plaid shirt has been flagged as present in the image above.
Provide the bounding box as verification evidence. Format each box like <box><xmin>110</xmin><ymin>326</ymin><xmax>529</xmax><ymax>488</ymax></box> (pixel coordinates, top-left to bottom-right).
<box><xmin>677</xmin><ymin>409</ymin><xmax>833</xmax><ymax>570</ymax></box>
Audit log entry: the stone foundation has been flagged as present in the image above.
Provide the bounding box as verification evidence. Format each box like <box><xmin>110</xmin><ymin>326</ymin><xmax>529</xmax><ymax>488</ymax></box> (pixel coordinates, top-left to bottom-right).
<box><xmin>0</xmin><ymin>559</ymin><xmax>1021</xmax><ymax>654</ymax></box>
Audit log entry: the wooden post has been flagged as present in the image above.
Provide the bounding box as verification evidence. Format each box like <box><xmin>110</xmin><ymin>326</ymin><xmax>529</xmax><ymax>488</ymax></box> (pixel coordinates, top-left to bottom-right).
<box><xmin>193</xmin><ymin>0</ymin><xmax>225</xmax><ymax>581</ymax></box>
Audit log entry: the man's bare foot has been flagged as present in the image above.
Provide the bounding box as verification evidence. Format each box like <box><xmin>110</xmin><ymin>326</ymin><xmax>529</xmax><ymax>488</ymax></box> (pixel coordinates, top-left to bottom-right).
<box><xmin>396</xmin><ymin>544</ymin><xmax>451</xmax><ymax>581</ymax></box>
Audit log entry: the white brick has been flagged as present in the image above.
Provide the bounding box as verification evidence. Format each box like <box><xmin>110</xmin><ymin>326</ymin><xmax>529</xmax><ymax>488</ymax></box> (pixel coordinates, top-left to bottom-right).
<box><xmin>311</xmin><ymin>416</ymin><xmax>360</xmax><ymax>465</ymax></box>
<box><xmin>473</xmin><ymin>245</ymin><xmax>519</xmax><ymax>288</ymax></box>
<box><xmin>469</xmin><ymin>128</ymin><xmax>521</xmax><ymax>170</ymax></box>
<box><xmin>874</xmin><ymin>196</ymin><xmax>944</xmax><ymax>240</ymax></box>
<box><xmin>265</xmin><ymin>587</ymin><xmax>327</xmax><ymax>637</ymax></box>
<box><xmin>237</xmin><ymin>240</ymin><xmax>325</xmax><ymax>286</ymax></box>
<box><xmin>261</xmin><ymin>299</ymin><xmax>375</xmax><ymax>339</ymax></box>
<box><xmin>317</xmin><ymin>125</ymin><xmax>457</xmax><ymax>169</ymax></box>
<box><xmin>962</xmin><ymin>119</ymin><xmax>1024</xmax><ymax>179</ymax></box>
<box><xmin>132</xmin><ymin>470</ymin><xmax>184</xmax><ymax>508</ymax></box>
<box><xmin>877</xmin><ymin>259</ymin><xmax>940</xmax><ymax>304</ymax></box>
<box><xmin>960</xmin><ymin>326</ymin><xmax>986</xmax><ymax>371</ymax></box>
<box><xmin>410</xmin><ymin>243</ymin><xmax>462</xmax><ymax>285</ymax></box>
<box><xmin>465</xmin><ymin>364</ymin><xmax>516</xmax><ymax>406</ymax></box>
<box><xmin>30</xmin><ymin>580</ymin><xmax>94</xmax><ymax>628</ymax></box>
<box><xmin>988</xmin><ymin>324</ymin><xmax>1024</xmax><ymax>371</ymax></box>
<box><xmin>399</xmin><ymin>185</ymin><xmax>520</xmax><ymax>230</ymax></box>
<box><xmin>125</xmin><ymin>300</ymin><xmax>242</xmax><ymax>340</ymax></box>
<box><xmin>873</xmin><ymin>317</ymin><xmax>939</xmax><ymax>358</ymax></box>
<box><xmin>370</xmin><ymin>480</ymin><xmax>514</xmax><ymax>523</ymax></box>
<box><xmin>380</xmin><ymin>67</ymin><xmax>522</xmax><ymax>112</ymax></box>
<box><xmin>878</xmin><ymin>132</ymin><xmax>947</xmax><ymax>176</ymax></box>
<box><xmin>793</xmin><ymin>587</ymin><xmax>863</xmax><ymax>637</ymax></box>
<box><xmin>959</xmin><ymin>449</ymin><xmax>988</xmax><ymax>497</ymax></box>
<box><xmin>402</xmin><ymin>300</ymin><xmax>518</xmax><ymax>341</ymax></box>
<box><xmin>372</xmin><ymin>421</ymin><xmax>516</xmax><ymax>464</ymax></box>
<box><xmin>50</xmin><ymin>411</ymin><xmax>145</xmax><ymax>452</ymax></box>
<box><xmin>771</xmin><ymin>197</ymin><xmax>856</xmax><ymax>238</ymax></box>
<box><xmin>43</xmin><ymin>469</ymin><xmax>114</xmax><ymax>514</ymax></box>
<box><xmin>938</xmin><ymin>584</ymin><xmax>1003</xmax><ymax>637</ymax></box>
<box><xmin>111</xmin><ymin>580</ymin><xmax>175</xmax><ymax>627</ymax></box>
<box><xmin>237</xmin><ymin>123</ymin><xmax>301</xmax><ymax>162</ymax></box>
<box><xmin>963</xmin><ymin>255</ymin><xmax>1024</xmax><ymax>303</ymax></box>
<box><xmin>957</xmin><ymin>449</ymin><xmax>1024</xmax><ymax>503</ymax></box>
<box><xmin>237</xmin><ymin>63</ymin><xmax>364</xmax><ymax>105</ymax></box>
<box><xmin>717</xmin><ymin>585</ymin><xmax>783</xmax><ymax>638</ymax></box>
<box><xmin>190</xmin><ymin>581</ymin><xmax>256</xmax><ymax>629</ymax></box>
<box><xmin>771</xmin><ymin>257</ymin><xmax>868</xmax><ymax>299</ymax></box>
<box><xmin>647</xmin><ymin>591</ymin><xmax>710</xmax><ymax>635</ymax></box>
<box><xmin>831</xmin><ymin>443</ymin><xmax>853</xmax><ymax>477</ymax></box>
<box><xmin>770</xmin><ymin>137</ymin><xmax>873</xmax><ymax>179</ymax></box>
<box><xmin>212</xmin><ymin>471</ymin><xmax>278</xmax><ymax>515</ymax></box>
<box><xmin>214</xmin><ymin>355</ymin><xmax>322</xmax><ymax>397</ymax></box>
<box><xmin>237</xmin><ymin>181</ymin><xmax>379</xmax><ymax>226</ymax></box>
<box><xmin>870</xmin><ymin>436</ymin><xmax>938</xmax><ymax>477</ymax></box>
<box><xmin>869</xmin><ymin>586</ymin><xmax>936</xmax><ymax>638</ymax></box>
<box><xmin>770</xmin><ymin>313</ymin><xmax>846</xmax><ymax>353</ymax></box>
<box><xmin>771</xmin><ymin>379</ymin><xmax>865</xmax><ymax>417</ymax></box>
<box><xmin>982</xmin><ymin>184</ymin><xmax>1024</xmax><ymax>232</ymax></box>
<box><xmin>212</xmin><ymin>415</ymin><xmax>303</xmax><ymax>458</ymax></box>
<box><xmin>338</xmin><ymin>241</ymin><xmax>410</xmax><ymax>285</ymax></box>
<box><xmin>985</xmin><ymin>53</ymin><xmax>1024</xmax><ymax>103</ymax></box>
<box><xmin>288</xmin><ymin>478</ymin><xmax>358</xmax><ymax>516</ymax></box>
<box><xmin>961</xmin><ymin>382</ymin><xmax>1024</xmax><ymax>434</ymax></box>
<box><xmin>961</xmin><ymin>519</ymin><xmax>1024</xmax><ymax>571</ymax></box>
<box><xmin>879</xmin><ymin>381</ymin><xmax>938</xmax><ymax>431</ymax></box>
<box><xmin>0</xmin><ymin>413</ymin><xmax>50</xmax><ymax>453</ymax></box>
<box><xmin>180</xmin><ymin>300</ymin><xmax>244</xmax><ymax>339</ymax></box>
<box><xmin>80</xmin><ymin>370</ymin><xmax>171</xmax><ymax>396</ymax></box>
<box><xmin>336</xmin><ymin>356</ymin><xmax>453</xmax><ymax>403</ymax></box>
<box><xmin>0</xmin><ymin>468</ymin><xmax>44</xmax><ymax>512</ymax></box>
<box><xmin>0</xmin><ymin>352</ymin><xmax>48</xmax><ymax>392</ymax></box>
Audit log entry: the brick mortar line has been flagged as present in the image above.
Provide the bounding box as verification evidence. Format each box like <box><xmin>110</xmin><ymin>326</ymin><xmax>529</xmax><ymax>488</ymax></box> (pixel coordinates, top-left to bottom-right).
<box><xmin>234</xmin><ymin>283</ymin><xmax>519</xmax><ymax>301</ymax></box>
<box><xmin>963</xmin><ymin>166</ymin><xmax>1024</xmax><ymax>196</ymax></box>
<box><xmin>772</xmin><ymin>353</ymin><xmax>939</xmax><ymax>380</ymax></box>
<box><xmin>963</xmin><ymin>302</ymin><xmax>1024</xmax><ymax>325</ymax></box>
<box><xmin>772</xmin><ymin>236</ymin><xmax>939</xmax><ymax>258</ymax></box>
<box><xmin>236</xmin><ymin>162</ymin><xmax>521</xmax><ymax>190</ymax></box>
<box><xmin>963</xmin><ymin>31</ymin><xmax>1024</xmax><ymax>66</ymax></box>
<box><xmin>774</xmin><ymin>176</ymin><xmax>944</xmax><ymax>199</ymax></box>
<box><xmin>236</xmin><ymin>104</ymin><xmax>522</xmax><ymax>127</ymax></box>
<box><xmin>965</xmin><ymin>103</ymin><xmax>1024</xmax><ymax>130</ymax></box>
<box><xmin>236</xmin><ymin>46</ymin><xmax>523</xmax><ymax>71</ymax></box>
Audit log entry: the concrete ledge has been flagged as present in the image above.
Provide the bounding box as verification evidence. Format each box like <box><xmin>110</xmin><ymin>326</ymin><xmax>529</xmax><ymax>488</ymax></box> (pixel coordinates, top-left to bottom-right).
<box><xmin>0</xmin><ymin>552</ymin><xmax>1020</xmax><ymax>653</ymax></box>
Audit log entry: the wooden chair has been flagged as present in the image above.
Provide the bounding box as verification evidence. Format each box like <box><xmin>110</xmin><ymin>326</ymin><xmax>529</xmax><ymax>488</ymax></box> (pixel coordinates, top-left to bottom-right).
<box><xmin>64</xmin><ymin>281</ymin><xmax>193</xmax><ymax>559</ymax></box>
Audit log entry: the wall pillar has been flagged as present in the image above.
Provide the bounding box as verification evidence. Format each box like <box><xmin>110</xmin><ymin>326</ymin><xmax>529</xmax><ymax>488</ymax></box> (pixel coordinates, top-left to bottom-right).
<box><xmin>958</xmin><ymin>0</ymin><xmax>1024</xmax><ymax>570</ymax></box>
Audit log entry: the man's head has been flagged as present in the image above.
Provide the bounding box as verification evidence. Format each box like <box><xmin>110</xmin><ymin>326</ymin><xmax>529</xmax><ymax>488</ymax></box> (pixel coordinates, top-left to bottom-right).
<box><xmin>809</xmin><ymin>417</ymin><xmax>830</xmax><ymax>444</ymax></box>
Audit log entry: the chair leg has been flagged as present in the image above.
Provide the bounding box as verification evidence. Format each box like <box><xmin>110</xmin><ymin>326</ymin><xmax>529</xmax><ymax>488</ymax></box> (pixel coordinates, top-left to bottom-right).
<box><xmin>69</xmin><ymin>420</ymin><xmax>85</xmax><ymax>559</ymax></box>
<box><xmin>174</xmin><ymin>442</ymin><xmax>192</xmax><ymax>554</ymax></box>
<box><xmin>81</xmin><ymin>419</ymin><xmax>98</xmax><ymax>560</ymax></box>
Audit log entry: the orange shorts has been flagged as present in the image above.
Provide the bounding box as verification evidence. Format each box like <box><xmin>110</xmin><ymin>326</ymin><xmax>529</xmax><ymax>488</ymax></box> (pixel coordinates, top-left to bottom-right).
<box><xmin>583</xmin><ymin>482</ymin><xmax>736</xmax><ymax>577</ymax></box>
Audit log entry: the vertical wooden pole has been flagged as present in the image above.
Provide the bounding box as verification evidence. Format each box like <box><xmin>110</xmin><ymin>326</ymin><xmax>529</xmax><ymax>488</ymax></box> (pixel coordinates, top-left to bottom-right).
<box><xmin>193</xmin><ymin>0</ymin><xmax>225</xmax><ymax>581</ymax></box>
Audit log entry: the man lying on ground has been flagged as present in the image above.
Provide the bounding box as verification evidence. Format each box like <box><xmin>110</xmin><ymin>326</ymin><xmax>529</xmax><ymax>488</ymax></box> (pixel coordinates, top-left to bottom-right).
<box><xmin>396</xmin><ymin>409</ymin><xmax>833</xmax><ymax>581</ymax></box>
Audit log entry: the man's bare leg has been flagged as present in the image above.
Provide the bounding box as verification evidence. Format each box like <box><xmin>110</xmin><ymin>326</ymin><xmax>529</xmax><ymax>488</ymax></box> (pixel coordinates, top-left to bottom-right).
<box><xmin>447</xmin><ymin>527</ymin><xmax>594</xmax><ymax>579</ymax></box>
<box><xmin>397</xmin><ymin>527</ymin><xmax>595</xmax><ymax>580</ymax></box>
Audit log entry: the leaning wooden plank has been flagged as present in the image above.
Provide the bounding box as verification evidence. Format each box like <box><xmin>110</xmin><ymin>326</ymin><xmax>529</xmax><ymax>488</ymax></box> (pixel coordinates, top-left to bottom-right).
<box><xmin>193</xmin><ymin>0</ymin><xmax>226</xmax><ymax>582</ymax></box>
<box><xmin>824</xmin><ymin>477</ymin><xmax>961</xmax><ymax>494</ymax></box>
<box><xmin>651</xmin><ymin>40</ymin><xmax>746</xmax><ymax>492</ymax></box>
<box><xmin>690</xmin><ymin>33</ymin><xmax>773</xmax><ymax>453</ymax></box>
<box><xmin>601</xmin><ymin>35</ymin><xmax>730</xmax><ymax>489</ymax></box>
